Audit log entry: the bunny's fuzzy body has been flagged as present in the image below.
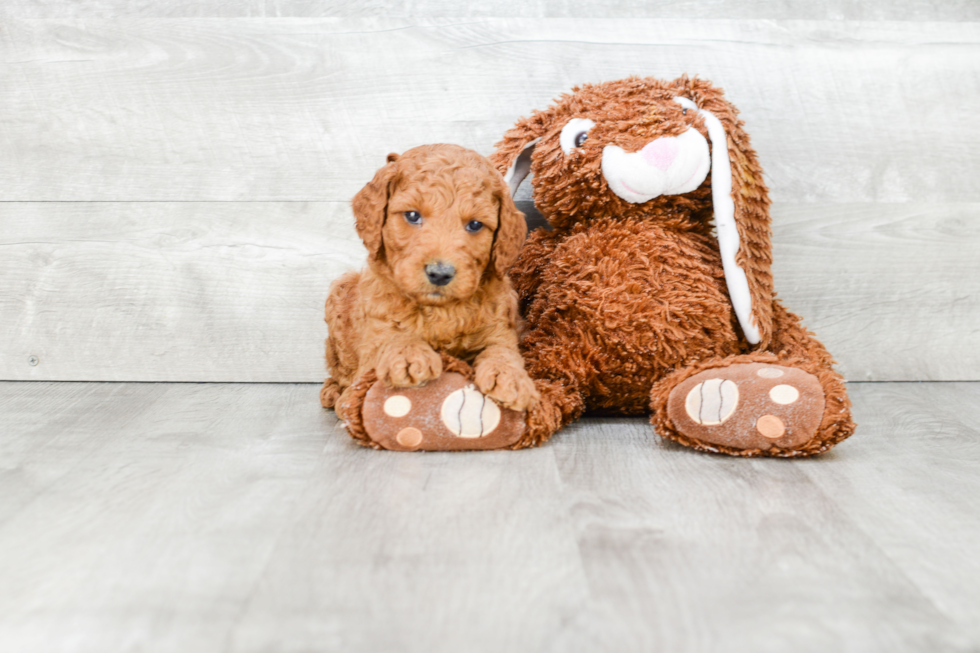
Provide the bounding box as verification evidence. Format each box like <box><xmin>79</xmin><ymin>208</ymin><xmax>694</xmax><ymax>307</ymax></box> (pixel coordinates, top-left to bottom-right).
<box><xmin>492</xmin><ymin>75</ymin><xmax>855</xmax><ymax>456</ymax></box>
<box><xmin>513</xmin><ymin>217</ymin><xmax>740</xmax><ymax>414</ymax></box>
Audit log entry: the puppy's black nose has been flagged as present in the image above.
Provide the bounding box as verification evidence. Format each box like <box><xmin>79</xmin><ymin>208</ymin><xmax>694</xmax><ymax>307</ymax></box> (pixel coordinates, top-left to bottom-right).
<box><xmin>425</xmin><ymin>262</ymin><xmax>456</xmax><ymax>286</ymax></box>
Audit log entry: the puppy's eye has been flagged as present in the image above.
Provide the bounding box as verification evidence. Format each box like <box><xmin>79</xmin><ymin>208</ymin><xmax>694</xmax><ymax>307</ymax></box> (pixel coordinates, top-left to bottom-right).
<box><xmin>404</xmin><ymin>211</ymin><xmax>422</xmax><ymax>225</ymax></box>
<box><xmin>560</xmin><ymin>118</ymin><xmax>597</xmax><ymax>155</ymax></box>
<box><xmin>465</xmin><ymin>220</ymin><xmax>484</xmax><ymax>233</ymax></box>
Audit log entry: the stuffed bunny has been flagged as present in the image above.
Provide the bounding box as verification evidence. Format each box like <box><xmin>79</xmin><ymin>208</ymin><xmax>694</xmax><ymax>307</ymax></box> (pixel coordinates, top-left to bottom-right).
<box><xmin>487</xmin><ymin>75</ymin><xmax>855</xmax><ymax>456</ymax></box>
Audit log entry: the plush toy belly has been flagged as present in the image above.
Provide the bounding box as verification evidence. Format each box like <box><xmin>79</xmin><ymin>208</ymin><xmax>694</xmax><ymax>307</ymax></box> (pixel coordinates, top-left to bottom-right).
<box><xmin>520</xmin><ymin>218</ymin><xmax>744</xmax><ymax>413</ymax></box>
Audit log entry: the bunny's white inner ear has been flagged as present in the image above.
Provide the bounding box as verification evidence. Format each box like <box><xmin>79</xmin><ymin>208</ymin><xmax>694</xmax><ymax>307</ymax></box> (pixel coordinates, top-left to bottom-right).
<box><xmin>502</xmin><ymin>138</ymin><xmax>540</xmax><ymax>196</ymax></box>
<box><xmin>674</xmin><ymin>97</ymin><xmax>761</xmax><ymax>345</ymax></box>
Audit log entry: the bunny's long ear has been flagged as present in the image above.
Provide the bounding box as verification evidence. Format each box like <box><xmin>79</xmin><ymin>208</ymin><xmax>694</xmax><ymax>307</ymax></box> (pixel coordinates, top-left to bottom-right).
<box><xmin>673</xmin><ymin>87</ymin><xmax>773</xmax><ymax>348</ymax></box>
<box><xmin>489</xmin><ymin>112</ymin><xmax>552</xmax><ymax>194</ymax></box>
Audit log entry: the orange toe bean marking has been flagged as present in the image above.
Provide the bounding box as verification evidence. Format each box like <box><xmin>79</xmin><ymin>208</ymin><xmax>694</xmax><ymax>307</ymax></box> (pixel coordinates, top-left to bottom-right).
<box><xmin>396</xmin><ymin>427</ymin><xmax>423</xmax><ymax>448</ymax></box>
<box><xmin>756</xmin><ymin>415</ymin><xmax>785</xmax><ymax>439</ymax></box>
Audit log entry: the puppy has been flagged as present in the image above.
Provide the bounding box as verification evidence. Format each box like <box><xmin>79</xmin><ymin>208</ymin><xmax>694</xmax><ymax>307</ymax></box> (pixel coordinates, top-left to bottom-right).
<box><xmin>320</xmin><ymin>144</ymin><xmax>539</xmax><ymax>420</ymax></box>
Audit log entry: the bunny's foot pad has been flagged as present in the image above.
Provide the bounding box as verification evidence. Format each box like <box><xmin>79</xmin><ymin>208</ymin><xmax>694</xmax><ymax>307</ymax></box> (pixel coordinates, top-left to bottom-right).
<box><xmin>362</xmin><ymin>372</ymin><xmax>525</xmax><ymax>451</ymax></box>
<box><xmin>666</xmin><ymin>363</ymin><xmax>825</xmax><ymax>452</ymax></box>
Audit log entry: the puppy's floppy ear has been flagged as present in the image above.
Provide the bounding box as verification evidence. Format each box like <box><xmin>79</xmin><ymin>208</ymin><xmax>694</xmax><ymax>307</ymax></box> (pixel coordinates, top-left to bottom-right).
<box><xmin>672</xmin><ymin>77</ymin><xmax>774</xmax><ymax>348</ymax></box>
<box><xmin>489</xmin><ymin>173</ymin><xmax>528</xmax><ymax>278</ymax></box>
<box><xmin>351</xmin><ymin>153</ymin><xmax>399</xmax><ymax>260</ymax></box>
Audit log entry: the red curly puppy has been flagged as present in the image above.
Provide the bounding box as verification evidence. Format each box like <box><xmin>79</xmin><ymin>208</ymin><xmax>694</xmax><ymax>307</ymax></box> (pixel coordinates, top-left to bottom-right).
<box><xmin>321</xmin><ymin>144</ymin><xmax>539</xmax><ymax>444</ymax></box>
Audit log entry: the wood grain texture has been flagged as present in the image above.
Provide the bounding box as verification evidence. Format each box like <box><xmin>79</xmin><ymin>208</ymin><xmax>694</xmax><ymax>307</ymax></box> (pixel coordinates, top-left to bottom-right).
<box><xmin>0</xmin><ymin>201</ymin><xmax>361</xmax><ymax>382</ymax></box>
<box><xmin>0</xmin><ymin>382</ymin><xmax>584</xmax><ymax>653</ymax></box>
<box><xmin>2</xmin><ymin>18</ymin><xmax>979</xmax><ymax>203</ymax></box>
<box><xmin>0</xmin><ymin>383</ymin><xmax>330</xmax><ymax>652</ymax></box>
<box><xmin>2</xmin><ymin>201</ymin><xmax>976</xmax><ymax>382</ymax></box>
<box><xmin>0</xmin><ymin>381</ymin><xmax>978</xmax><ymax>652</ymax></box>
<box><xmin>5</xmin><ymin>0</ymin><xmax>979</xmax><ymax>20</ymax></box>
<box><xmin>771</xmin><ymin>203</ymin><xmax>980</xmax><ymax>382</ymax></box>
<box><xmin>800</xmin><ymin>382</ymin><xmax>980</xmax><ymax>648</ymax></box>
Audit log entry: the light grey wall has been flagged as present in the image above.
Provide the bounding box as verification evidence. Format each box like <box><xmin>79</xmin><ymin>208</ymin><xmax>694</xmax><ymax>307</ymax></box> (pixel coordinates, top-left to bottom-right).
<box><xmin>6</xmin><ymin>0</ymin><xmax>980</xmax><ymax>19</ymax></box>
<box><xmin>2</xmin><ymin>8</ymin><xmax>978</xmax><ymax>381</ymax></box>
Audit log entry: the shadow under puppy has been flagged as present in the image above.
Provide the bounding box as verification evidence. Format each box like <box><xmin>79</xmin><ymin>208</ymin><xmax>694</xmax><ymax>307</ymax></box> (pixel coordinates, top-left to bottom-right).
<box><xmin>321</xmin><ymin>144</ymin><xmax>539</xmax><ymax>450</ymax></box>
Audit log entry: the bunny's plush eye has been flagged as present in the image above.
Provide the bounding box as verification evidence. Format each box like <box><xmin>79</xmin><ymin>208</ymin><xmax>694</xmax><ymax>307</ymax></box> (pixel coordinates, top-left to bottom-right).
<box><xmin>560</xmin><ymin>118</ymin><xmax>596</xmax><ymax>155</ymax></box>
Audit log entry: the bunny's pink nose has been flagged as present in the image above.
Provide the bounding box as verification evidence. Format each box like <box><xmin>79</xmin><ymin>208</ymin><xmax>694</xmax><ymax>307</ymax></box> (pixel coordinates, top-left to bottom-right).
<box><xmin>640</xmin><ymin>137</ymin><xmax>679</xmax><ymax>170</ymax></box>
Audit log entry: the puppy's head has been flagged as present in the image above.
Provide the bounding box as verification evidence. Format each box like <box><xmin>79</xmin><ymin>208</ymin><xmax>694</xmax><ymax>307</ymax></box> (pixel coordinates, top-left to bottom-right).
<box><xmin>352</xmin><ymin>144</ymin><xmax>526</xmax><ymax>306</ymax></box>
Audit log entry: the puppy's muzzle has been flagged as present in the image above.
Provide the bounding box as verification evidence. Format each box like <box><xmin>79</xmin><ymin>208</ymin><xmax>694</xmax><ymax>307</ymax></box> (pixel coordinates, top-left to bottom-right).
<box><xmin>425</xmin><ymin>261</ymin><xmax>456</xmax><ymax>286</ymax></box>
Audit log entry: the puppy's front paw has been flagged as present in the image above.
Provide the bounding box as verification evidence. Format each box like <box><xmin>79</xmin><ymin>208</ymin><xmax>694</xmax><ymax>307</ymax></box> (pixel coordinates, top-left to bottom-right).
<box><xmin>377</xmin><ymin>343</ymin><xmax>442</xmax><ymax>387</ymax></box>
<box><xmin>474</xmin><ymin>359</ymin><xmax>540</xmax><ymax>412</ymax></box>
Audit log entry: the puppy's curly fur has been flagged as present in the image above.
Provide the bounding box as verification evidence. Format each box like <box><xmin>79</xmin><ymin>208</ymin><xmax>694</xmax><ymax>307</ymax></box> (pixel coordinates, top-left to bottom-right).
<box><xmin>320</xmin><ymin>144</ymin><xmax>539</xmax><ymax>423</ymax></box>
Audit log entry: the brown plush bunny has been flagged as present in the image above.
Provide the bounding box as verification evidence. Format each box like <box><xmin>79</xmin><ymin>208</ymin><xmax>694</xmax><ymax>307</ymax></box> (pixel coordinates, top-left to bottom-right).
<box><xmin>486</xmin><ymin>75</ymin><xmax>855</xmax><ymax>456</ymax></box>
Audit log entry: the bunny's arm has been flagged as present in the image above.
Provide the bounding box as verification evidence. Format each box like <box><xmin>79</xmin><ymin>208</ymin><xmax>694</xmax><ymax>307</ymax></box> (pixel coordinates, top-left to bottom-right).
<box><xmin>509</xmin><ymin>228</ymin><xmax>562</xmax><ymax>311</ymax></box>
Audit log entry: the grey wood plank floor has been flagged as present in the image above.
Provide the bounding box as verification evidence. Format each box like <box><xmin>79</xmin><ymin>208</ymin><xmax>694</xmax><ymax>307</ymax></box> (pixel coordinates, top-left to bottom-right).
<box><xmin>1</xmin><ymin>382</ymin><xmax>977</xmax><ymax>652</ymax></box>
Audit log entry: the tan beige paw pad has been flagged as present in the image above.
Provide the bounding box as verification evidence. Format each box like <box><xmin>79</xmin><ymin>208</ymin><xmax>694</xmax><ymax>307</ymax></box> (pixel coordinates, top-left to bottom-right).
<box><xmin>361</xmin><ymin>372</ymin><xmax>525</xmax><ymax>451</ymax></box>
<box><xmin>769</xmin><ymin>384</ymin><xmax>799</xmax><ymax>405</ymax></box>
<box><xmin>667</xmin><ymin>363</ymin><xmax>825</xmax><ymax>452</ymax></box>
<box><xmin>684</xmin><ymin>378</ymin><xmax>739</xmax><ymax>425</ymax></box>
<box><xmin>384</xmin><ymin>395</ymin><xmax>412</xmax><ymax>417</ymax></box>
<box><xmin>440</xmin><ymin>385</ymin><xmax>502</xmax><ymax>438</ymax></box>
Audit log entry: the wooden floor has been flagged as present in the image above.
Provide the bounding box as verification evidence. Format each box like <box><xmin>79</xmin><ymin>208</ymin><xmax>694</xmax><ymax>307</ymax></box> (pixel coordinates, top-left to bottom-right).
<box><xmin>1</xmin><ymin>381</ymin><xmax>978</xmax><ymax>652</ymax></box>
